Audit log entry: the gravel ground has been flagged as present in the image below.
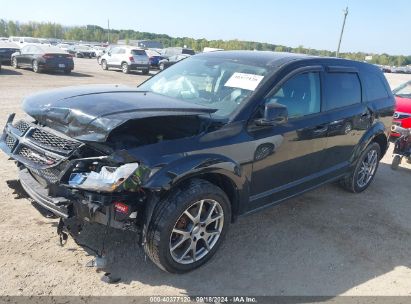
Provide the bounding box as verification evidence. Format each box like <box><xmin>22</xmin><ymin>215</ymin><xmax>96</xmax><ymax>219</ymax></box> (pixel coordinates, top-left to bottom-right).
<box><xmin>0</xmin><ymin>59</ymin><xmax>410</xmax><ymax>296</ymax></box>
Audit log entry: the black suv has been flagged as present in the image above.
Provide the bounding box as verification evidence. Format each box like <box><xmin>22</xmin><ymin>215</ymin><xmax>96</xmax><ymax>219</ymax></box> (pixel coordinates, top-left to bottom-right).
<box><xmin>0</xmin><ymin>51</ymin><xmax>394</xmax><ymax>273</ymax></box>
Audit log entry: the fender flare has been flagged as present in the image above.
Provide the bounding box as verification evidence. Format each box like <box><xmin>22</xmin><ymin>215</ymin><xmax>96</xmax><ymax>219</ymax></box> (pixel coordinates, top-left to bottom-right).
<box><xmin>143</xmin><ymin>153</ymin><xmax>244</xmax><ymax>192</ymax></box>
<box><xmin>351</xmin><ymin>121</ymin><xmax>387</xmax><ymax>164</ymax></box>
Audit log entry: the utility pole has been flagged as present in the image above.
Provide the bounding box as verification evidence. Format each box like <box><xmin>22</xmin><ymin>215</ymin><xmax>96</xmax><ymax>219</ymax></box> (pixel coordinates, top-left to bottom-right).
<box><xmin>336</xmin><ymin>6</ymin><xmax>349</xmax><ymax>58</ymax></box>
<box><xmin>107</xmin><ymin>19</ymin><xmax>110</xmax><ymax>43</ymax></box>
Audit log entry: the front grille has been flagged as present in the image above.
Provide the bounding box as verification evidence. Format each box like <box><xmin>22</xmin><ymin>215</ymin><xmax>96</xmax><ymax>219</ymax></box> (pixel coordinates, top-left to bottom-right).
<box><xmin>5</xmin><ymin>135</ymin><xmax>16</xmax><ymax>150</ymax></box>
<box><xmin>30</xmin><ymin>167</ymin><xmax>61</xmax><ymax>184</ymax></box>
<box><xmin>13</xmin><ymin>120</ymin><xmax>31</xmax><ymax>134</ymax></box>
<box><xmin>18</xmin><ymin>146</ymin><xmax>58</xmax><ymax>166</ymax></box>
<box><xmin>30</xmin><ymin>128</ymin><xmax>80</xmax><ymax>152</ymax></box>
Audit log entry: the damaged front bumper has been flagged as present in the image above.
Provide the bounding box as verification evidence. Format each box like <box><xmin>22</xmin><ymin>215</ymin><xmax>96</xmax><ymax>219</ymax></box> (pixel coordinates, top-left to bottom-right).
<box><xmin>0</xmin><ymin>114</ymin><xmax>147</xmax><ymax>232</ymax></box>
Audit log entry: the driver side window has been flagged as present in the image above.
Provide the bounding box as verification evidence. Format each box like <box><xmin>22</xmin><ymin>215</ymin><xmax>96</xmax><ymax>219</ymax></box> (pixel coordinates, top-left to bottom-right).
<box><xmin>265</xmin><ymin>72</ymin><xmax>321</xmax><ymax>118</ymax></box>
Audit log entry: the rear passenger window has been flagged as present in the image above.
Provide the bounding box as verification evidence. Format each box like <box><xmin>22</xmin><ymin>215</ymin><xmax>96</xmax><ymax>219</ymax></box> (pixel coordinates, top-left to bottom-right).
<box><xmin>324</xmin><ymin>73</ymin><xmax>361</xmax><ymax>111</ymax></box>
<box><xmin>363</xmin><ymin>73</ymin><xmax>389</xmax><ymax>101</ymax></box>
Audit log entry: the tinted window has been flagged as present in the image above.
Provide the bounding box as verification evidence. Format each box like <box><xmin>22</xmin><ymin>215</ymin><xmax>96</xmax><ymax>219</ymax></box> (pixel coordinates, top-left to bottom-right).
<box><xmin>266</xmin><ymin>72</ymin><xmax>321</xmax><ymax>118</ymax></box>
<box><xmin>363</xmin><ymin>73</ymin><xmax>389</xmax><ymax>101</ymax></box>
<box><xmin>131</xmin><ymin>49</ymin><xmax>146</xmax><ymax>56</ymax></box>
<box><xmin>324</xmin><ymin>73</ymin><xmax>361</xmax><ymax>111</ymax></box>
<box><xmin>182</xmin><ymin>49</ymin><xmax>195</xmax><ymax>55</ymax></box>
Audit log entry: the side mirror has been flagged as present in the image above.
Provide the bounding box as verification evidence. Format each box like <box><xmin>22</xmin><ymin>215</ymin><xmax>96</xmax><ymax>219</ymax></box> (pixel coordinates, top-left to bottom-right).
<box><xmin>255</xmin><ymin>102</ymin><xmax>288</xmax><ymax>126</ymax></box>
<box><xmin>107</xmin><ymin>52</ymin><xmax>111</xmax><ymax>56</ymax></box>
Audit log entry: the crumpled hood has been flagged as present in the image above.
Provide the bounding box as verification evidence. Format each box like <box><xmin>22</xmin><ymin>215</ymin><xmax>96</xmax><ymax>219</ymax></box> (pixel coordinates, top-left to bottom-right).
<box><xmin>22</xmin><ymin>84</ymin><xmax>216</xmax><ymax>142</ymax></box>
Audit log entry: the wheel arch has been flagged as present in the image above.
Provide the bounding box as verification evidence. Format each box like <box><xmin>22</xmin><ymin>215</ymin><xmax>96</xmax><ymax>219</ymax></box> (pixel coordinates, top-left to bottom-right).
<box><xmin>352</xmin><ymin>122</ymin><xmax>388</xmax><ymax>163</ymax></box>
<box><xmin>143</xmin><ymin>153</ymin><xmax>247</xmax><ymax>222</ymax></box>
<box><xmin>371</xmin><ymin>133</ymin><xmax>388</xmax><ymax>159</ymax></box>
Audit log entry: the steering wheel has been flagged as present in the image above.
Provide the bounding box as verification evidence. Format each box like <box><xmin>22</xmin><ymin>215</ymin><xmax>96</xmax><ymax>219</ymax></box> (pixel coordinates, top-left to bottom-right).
<box><xmin>178</xmin><ymin>76</ymin><xmax>199</xmax><ymax>99</ymax></box>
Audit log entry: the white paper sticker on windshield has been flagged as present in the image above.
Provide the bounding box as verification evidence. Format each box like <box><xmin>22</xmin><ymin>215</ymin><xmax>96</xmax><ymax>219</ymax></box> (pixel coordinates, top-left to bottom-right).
<box><xmin>224</xmin><ymin>73</ymin><xmax>264</xmax><ymax>91</ymax></box>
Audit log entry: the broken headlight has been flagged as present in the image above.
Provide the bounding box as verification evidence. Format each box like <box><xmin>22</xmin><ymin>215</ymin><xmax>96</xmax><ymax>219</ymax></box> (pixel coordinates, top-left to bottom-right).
<box><xmin>68</xmin><ymin>162</ymin><xmax>150</xmax><ymax>192</ymax></box>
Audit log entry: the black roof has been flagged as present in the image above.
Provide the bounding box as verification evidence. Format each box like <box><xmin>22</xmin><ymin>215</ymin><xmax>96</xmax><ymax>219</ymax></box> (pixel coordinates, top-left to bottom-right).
<box><xmin>195</xmin><ymin>50</ymin><xmax>378</xmax><ymax>72</ymax></box>
<box><xmin>196</xmin><ymin>50</ymin><xmax>315</xmax><ymax>67</ymax></box>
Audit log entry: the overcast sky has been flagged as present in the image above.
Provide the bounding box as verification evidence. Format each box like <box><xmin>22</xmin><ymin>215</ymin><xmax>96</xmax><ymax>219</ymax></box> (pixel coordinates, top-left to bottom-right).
<box><xmin>1</xmin><ymin>0</ymin><xmax>409</xmax><ymax>55</ymax></box>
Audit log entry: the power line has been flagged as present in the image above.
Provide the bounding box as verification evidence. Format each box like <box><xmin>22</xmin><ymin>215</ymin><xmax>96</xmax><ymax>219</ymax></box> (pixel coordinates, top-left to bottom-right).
<box><xmin>336</xmin><ymin>6</ymin><xmax>349</xmax><ymax>58</ymax></box>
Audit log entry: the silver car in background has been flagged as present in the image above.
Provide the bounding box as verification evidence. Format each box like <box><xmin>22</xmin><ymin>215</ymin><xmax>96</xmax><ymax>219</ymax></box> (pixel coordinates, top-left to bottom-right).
<box><xmin>100</xmin><ymin>46</ymin><xmax>150</xmax><ymax>74</ymax></box>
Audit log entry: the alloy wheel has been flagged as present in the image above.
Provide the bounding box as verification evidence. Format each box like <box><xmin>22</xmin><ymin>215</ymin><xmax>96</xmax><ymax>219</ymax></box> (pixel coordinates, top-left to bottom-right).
<box><xmin>357</xmin><ymin>149</ymin><xmax>378</xmax><ymax>188</ymax></box>
<box><xmin>32</xmin><ymin>60</ymin><xmax>38</xmax><ymax>72</ymax></box>
<box><xmin>12</xmin><ymin>58</ymin><xmax>18</xmax><ymax>68</ymax></box>
<box><xmin>122</xmin><ymin>63</ymin><xmax>128</xmax><ymax>73</ymax></box>
<box><xmin>169</xmin><ymin>199</ymin><xmax>224</xmax><ymax>265</ymax></box>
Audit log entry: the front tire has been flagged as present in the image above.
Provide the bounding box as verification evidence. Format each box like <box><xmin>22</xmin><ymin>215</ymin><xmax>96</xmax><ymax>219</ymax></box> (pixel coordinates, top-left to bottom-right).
<box><xmin>144</xmin><ymin>179</ymin><xmax>231</xmax><ymax>273</ymax></box>
<box><xmin>391</xmin><ymin>155</ymin><xmax>402</xmax><ymax>170</ymax></box>
<box><xmin>340</xmin><ymin>142</ymin><xmax>381</xmax><ymax>193</ymax></box>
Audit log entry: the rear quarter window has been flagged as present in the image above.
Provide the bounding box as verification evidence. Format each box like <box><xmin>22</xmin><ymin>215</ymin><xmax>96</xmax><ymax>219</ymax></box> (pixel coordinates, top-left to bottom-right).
<box><xmin>324</xmin><ymin>72</ymin><xmax>361</xmax><ymax>111</ymax></box>
<box><xmin>362</xmin><ymin>73</ymin><xmax>389</xmax><ymax>101</ymax></box>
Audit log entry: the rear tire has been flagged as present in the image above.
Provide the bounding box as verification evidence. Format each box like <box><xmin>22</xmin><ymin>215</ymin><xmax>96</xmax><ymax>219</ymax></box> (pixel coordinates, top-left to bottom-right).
<box><xmin>144</xmin><ymin>179</ymin><xmax>231</xmax><ymax>273</ymax></box>
<box><xmin>121</xmin><ymin>62</ymin><xmax>130</xmax><ymax>74</ymax></box>
<box><xmin>340</xmin><ymin>142</ymin><xmax>381</xmax><ymax>193</ymax></box>
<box><xmin>142</xmin><ymin>69</ymin><xmax>149</xmax><ymax>75</ymax></box>
<box><xmin>101</xmin><ymin>60</ymin><xmax>108</xmax><ymax>70</ymax></box>
<box><xmin>12</xmin><ymin>57</ymin><xmax>19</xmax><ymax>69</ymax></box>
<box><xmin>32</xmin><ymin>60</ymin><xmax>41</xmax><ymax>73</ymax></box>
<box><xmin>391</xmin><ymin>155</ymin><xmax>402</xmax><ymax>170</ymax></box>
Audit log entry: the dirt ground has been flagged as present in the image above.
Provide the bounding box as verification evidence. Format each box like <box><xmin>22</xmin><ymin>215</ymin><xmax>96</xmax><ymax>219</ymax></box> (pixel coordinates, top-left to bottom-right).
<box><xmin>0</xmin><ymin>59</ymin><xmax>410</xmax><ymax>296</ymax></box>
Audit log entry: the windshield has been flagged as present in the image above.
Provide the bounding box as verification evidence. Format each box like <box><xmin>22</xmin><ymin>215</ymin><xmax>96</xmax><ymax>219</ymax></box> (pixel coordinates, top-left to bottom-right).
<box><xmin>393</xmin><ymin>81</ymin><xmax>411</xmax><ymax>98</ymax></box>
<box><xmin>139</xmin><ymin>56</ymin><xmax>268</xmax><ymax>118</ymax></box>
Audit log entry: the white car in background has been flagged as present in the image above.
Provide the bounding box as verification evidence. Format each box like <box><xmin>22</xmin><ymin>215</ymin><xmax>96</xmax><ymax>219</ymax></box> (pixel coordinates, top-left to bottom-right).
<box><xmin>100</xmin><ymin>45</ymin><xmax>150</xmax><ymax>74</ymax></box>
<box><xmin>8</xmin><ymin>36</ymin><xmax>41</xmax><ymax>46</ymax></box>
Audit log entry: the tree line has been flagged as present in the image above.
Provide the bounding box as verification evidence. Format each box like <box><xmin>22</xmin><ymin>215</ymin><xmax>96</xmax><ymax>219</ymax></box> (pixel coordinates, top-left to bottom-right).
<box><xmin>1</xmin><ymin>19</ymin><xmax>410</xmax><ymax>66</ymax></box>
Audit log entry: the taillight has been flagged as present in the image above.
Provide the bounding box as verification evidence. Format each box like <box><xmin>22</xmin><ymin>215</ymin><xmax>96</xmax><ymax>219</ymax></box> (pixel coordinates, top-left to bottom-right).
<box><xmin>129</xmin><ymin>56</ymin><xmax>134</xmax><ymax>62</ymax></box>
<box><xmin>42</xmin><ymin>54</ymin><xmax>54</xmax><ymax>59</ymax></box>
<box><xmin>114</xmin><ymin>202</ymin><xmax>129</xmax><ymax>214</ymax></box>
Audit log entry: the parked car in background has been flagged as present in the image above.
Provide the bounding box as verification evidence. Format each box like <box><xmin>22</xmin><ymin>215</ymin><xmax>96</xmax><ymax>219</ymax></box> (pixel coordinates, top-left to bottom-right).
<box><xmin>158</xmin><ymin>54</ymin><xmax>191</xmax><ymax>70</ymax></box>
<box><xmin>93</xmin><ymin>46</ymin><xmax>106</xmax><ymax>58</ymax></box>
<box><xmin>161</xmin><ymin>47</ymin><xmax>195</xmax><ymax>58</ymax></box>
<box><xmin>97</xmin><ymin>44</ymin><xmax>118</xmax><ymax>65</ymax></box>
<box><xmin>100</xmin><ymin>46</ymin><xmax>150</xmax><ymax>74</ymax></box>
<box><xmin>67</xmin><ymin>45</ymin><xmax>95</xmax><ymax>58</ymax></box>
<box><xmin>57</xmin><ymin>43</ymin><xmax>72</xmax><ymax>52</ymax></box>
<box><xmin>9</xmin><ymin>37</ymin><xmax>41</xmax><ymax>46</ymax></box>
<box><xmin>11</xmin><ymin>44</ymin><xmax>74</xmax><ymax>74</ymax></box>
<box><xmin>0</xmin><ymin>42</ymin><xmax>20</xmax><ymax>64</ymax></box>
<box><xmin>145</xmin><ymin>49</ymin><xmax>165</xmax><ymax>68</ymax></box>
<box><xmin>391</xmin><ymin>80</ymin><xmax>411</xmax><ymax>137</ymax></box>
<box><xmin>0</xmin><ymin>51</ymin><xmax>394</xmax><ymax>273</ymax></box>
